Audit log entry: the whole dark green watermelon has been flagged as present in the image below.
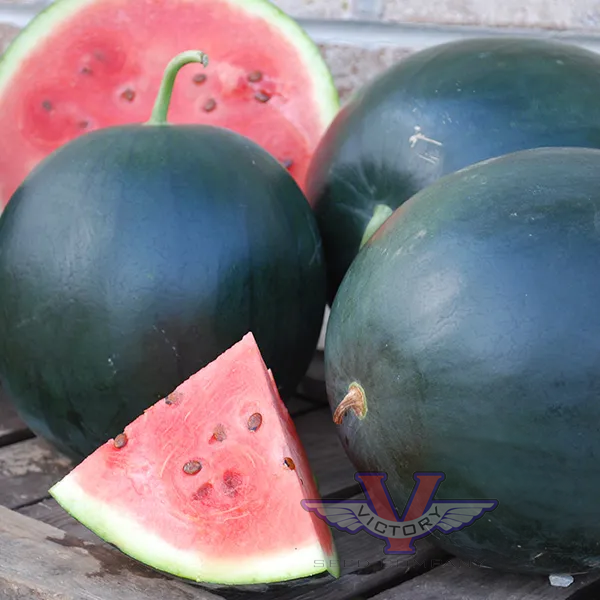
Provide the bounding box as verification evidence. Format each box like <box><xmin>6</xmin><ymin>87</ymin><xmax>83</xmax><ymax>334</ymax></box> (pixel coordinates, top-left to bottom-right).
<box><xmin>0</xmin><ymin>91</ymin><xmax>326</xmax><ymax>460</ymax></box>
<box><xmin>325</xmin><ymin>146</ymin><xmax>600</xmax><ymax>575</ymax></box>
<box><xmin>306</xmin><ymin>37</ymin><xmax>600</xmax><ymax>303</ymax></box>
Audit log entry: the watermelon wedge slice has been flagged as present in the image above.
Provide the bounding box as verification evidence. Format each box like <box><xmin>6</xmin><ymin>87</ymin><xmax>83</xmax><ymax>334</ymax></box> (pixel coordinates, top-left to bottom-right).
<box><xmin>0</xmin><ymin>0</ymin><xmax>339</xmax><ymax>210</ymax></box>
<box><xmin>49</xmin><ymin>332</ymin><xmax>339</xmax><ymax>585</ymax></box>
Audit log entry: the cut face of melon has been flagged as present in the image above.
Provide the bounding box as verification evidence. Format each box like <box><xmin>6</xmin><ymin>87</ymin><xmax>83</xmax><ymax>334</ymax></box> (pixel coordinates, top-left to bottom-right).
<box><xmin>0</xmin><ymin>0</ymin><xmax>339</xmax><ymax>209</ymax></box>
<box><xmin>49</xmin><ymin>333</ymin><xmax>338</xmax><ymax>585</ymax></box>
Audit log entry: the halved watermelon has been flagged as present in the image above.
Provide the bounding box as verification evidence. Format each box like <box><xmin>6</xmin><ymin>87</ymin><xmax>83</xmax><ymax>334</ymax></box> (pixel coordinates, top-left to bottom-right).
<box><xmin>49</xmin><ymin>332</ymin><xmax>338</xmax><ymax>585</ymax></box>
<box><xmin>0</xmin><ymin>0</ymin><xmax>339</xmax><ymax>209</ymax></box>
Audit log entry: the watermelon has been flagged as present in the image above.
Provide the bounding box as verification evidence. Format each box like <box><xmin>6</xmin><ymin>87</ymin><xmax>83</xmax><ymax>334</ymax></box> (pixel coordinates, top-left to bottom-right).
<box><xmin>325</xmin><ymin>146</ymin><xmax>600</xmax><ymax>575</ymax></box>
<box><xmin>0</xmin><ymin>0</ymin><xmax>339</xmax><ymax>209</ymax></box>
<box><xmin>0</xmin><ymin>51</ymin><xmax>326</xmax><ymax>461</ymax></box>
<box><xmin>50</xmin><ymin>332</ymin><xmax>339</xmax><ymax>585</ymax></box>
<box><xmin>306</xmin><ymin>37</ymin><xmax>600</xmax><ymax>303</ymax></box>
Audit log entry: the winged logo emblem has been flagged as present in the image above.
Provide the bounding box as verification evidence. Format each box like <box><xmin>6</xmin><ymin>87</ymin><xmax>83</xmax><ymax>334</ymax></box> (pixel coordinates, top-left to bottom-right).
<box><xmin>301</xmin><ymin>472</ymin><xmax>498</xmax><ymax>554</ymax></box>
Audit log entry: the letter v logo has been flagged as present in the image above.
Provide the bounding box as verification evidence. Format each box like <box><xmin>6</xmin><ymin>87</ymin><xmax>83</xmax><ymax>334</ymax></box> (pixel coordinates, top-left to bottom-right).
<box><xmin>355</xmin><ymin>472</ymin><xmax>444</xmax><ymax>554</ymax></box>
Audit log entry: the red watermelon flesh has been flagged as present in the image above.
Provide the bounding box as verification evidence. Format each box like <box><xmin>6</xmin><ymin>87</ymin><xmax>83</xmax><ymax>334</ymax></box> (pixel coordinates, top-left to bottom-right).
<box><xmin>0</xmin><ymin>0</ymin><xmax>339</xmax><ymax>210</ymax></box>
<box><xmin>49</xmin><ymin>332</ymin><xmax>339</xmax><ymax>585</ymax></box>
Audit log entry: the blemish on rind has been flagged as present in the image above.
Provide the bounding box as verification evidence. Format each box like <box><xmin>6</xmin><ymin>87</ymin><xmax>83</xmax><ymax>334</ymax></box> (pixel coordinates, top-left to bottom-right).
<box><xmin>408</xmin><ymin>125</ymin><xmax>443</xmax><ymax>149</ymax></box>
<box><xmin>333</xmin><ymin>382</ymin><xmax>368</xmax><ymax>425</ymax></box>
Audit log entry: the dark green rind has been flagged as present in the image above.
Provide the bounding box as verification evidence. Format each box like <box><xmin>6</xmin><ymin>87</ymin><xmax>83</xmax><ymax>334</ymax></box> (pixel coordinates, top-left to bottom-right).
<box><xmin>306</xmin><ymin>37</ymin><xmax>600</xmax><ymax>303</ymax></box>
<box><xmin>325</xmin><ymin>147</ymin><xmax>600</xmax><ymax>575</ymax></box>
<box><xmin>0</xmin><ymin>125</ymin><xmax>326</xmax><ymax>460</ymax></box>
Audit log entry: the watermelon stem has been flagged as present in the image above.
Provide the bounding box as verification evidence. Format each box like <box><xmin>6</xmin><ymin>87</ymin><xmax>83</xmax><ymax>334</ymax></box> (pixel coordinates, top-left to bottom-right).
<box><xmin>360</xmin><ymin>204</ymin><xmax>394</xmax><ymax>249</ymax></box>
<box><xmin>147</xmin><ymin>50</ymin><xmax>209</xmax><ymax>125</ymax></box>
<box><xmin>333</xmin><ymin>382</ymin><xmax>367</xmax><ymax>424</ymax></box>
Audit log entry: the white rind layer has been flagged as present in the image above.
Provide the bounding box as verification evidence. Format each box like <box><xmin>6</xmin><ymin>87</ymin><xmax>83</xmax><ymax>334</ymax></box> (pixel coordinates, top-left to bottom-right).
<box><xmin>50</xmin><ymin>475</ymin><xmax>333</xmax><ymax>585</ymax></box>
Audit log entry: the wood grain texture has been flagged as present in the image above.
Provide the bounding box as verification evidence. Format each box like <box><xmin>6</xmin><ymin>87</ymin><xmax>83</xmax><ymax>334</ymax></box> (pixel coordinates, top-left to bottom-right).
<box><xmin>0</xmin><ymin>504</ymin><xmax>223</xmax><ymax>599</ymax></box>
<box><xmin>369</xmin><ymin>560</ymin><xmax>600</xmax><ymax>599</ymax></box>
<box><xmin>15</xmin><ymin>408</ymin><xmax>408</xmax><ymax>600</ymax></box>
<box><xmin>21</xmin><ymin>495</ymin><xmax>445</xmax><ymax>600</ymax></box>
<box><xmin>0</xmin><ymin>384</ymin><xmax>31</xmax><ymax>446</ymax></box>
<box><xmin>223</xmin><ymin>532</ymin><xmax>444</xmax><ymax>600</ymax></box>
<box><xmin>0</xmin><ymin>437</ymin><xmax>72</xmax><ymax>509</ymax></box>
<box><xmin>19</xmin><ymin>497</ymin><xmax>105</xmax><ymax>544</ymax></box>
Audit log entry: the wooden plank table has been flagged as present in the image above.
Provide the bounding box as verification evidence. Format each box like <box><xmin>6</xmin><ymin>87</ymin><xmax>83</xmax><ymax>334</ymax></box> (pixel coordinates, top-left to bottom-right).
<box><xmin>0</xmin><ymin>353</ymin><xmax>598</xmax><ymax>600</ymax></box>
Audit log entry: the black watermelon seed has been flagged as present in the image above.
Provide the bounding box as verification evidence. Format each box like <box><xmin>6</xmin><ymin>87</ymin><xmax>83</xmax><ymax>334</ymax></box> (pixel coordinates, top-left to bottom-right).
<box><xmin>254</xmin><ymin>91</ymin><xmax>271</xmax><ymax>103</ymax></box>
<box><xmin>113</xmin><ymin>433</ymin><xmax>128</xmax><ymax>449</ymax></box>
<box><xmin>203</xmin><ymin>98</ymin><xmax>217</xmax><ymax>112</ymax></box>
<box><xmin>248</xmin><ymin>413</ymin><xmax>263</xmax><ymax>432</ymax></box>
<box><xmin>121</xmin><ymin>88</ymin><xmax>135</xmax><ymax>102</ymax></box>
<box><xmin>183</xmin><ymin>460</ymin><xmax>203</xmax><ymax>475</ymax></box>
<box><xmin>212</xmin><ymin>424</ymin><xmax>226</xmax><ymax>442</ymax></box>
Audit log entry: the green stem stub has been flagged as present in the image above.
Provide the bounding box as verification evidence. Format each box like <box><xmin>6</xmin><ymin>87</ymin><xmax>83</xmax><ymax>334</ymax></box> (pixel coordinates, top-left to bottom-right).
<box><xmin>147</xmin><ymin>50</ymin><xmax>209</xmax><ymax>126</ymax></box>
<box><xmin>333</xmin><ymin>382</ymin><xmax>367</xmax><ymax>425</ymax></box>
<box><xmin>360</xmin><ymin>203</ymin><xmax>394</xmax><ymax>249</ymax></box>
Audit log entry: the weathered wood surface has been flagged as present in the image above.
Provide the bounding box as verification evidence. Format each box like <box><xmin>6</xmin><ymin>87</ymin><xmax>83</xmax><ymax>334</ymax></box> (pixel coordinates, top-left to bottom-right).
<box><xmin>19</xmin><ymin>497</ymin><xmax>104</xmax><ymax>544</ymax></box>
<box><xmin>0</xmin><ymin>437</ymin><xmax>72</xmax><ymax>509</ymax></box>
<box><xmin>12</xmin><ymin>397</ymin><xmax>444</xmax><ymax>600</ymax></box>
<box><xmin>0</xmin><ymin>504</ymin><xmax>224</xmax><ymax>600</ymax></box>
<box><xmin>15</xmin><ymin>480</ymin><xmax>600</xmax><ymax>600</ymax></box>
<box><xmin>6</xmin><ymin>353</ymin><xmax>600</xmax><ymax>600</ymax></box>
<box><xmin>213</xmin><ymin>526</ymin><xmax>444</xmax><ymax>600</ymax></box>
<box><xmin>19</xmin><ymin>495</ymin><xmax>446</xmax><ymax>600</ymax></box>
<box><xmin>369</xmin><ymin>559</ymin><xmax>600</xmax><ymax>599</ymax></box>
<box><xmin>0</xmin><ymin>384</ymin><xmax>31</xmax><ymax>446</ymax></box>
